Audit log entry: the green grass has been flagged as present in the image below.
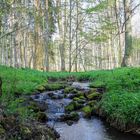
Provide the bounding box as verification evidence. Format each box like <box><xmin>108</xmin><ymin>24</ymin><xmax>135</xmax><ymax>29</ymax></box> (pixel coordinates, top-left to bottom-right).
<box><xmin>0</xmin><ymin>65</ymin><xmax>140</xmax><ymax>127</ymax></box>
<box><xmin>99</xmin><ymin>92</ymin><xmax>140</xmax><ymax>125</ymax></box>
<box><xmin>88</xmin><ymin>67</ymin><xmax>140</xmax><ymax>126</ymax></box>
<box><xmin>0</xmin><ymin>66</ymin><xmax>48</xmax><ymax>96</ymax></box>
<box><xmin>0</xmin><ymin>66</ymin><xmax>49</xmax><ymax>120</ymax></box>
<box><xmin>89</xmin><ymin>67</ymin><xmax>140</xmax><ymax>92</ymax></box>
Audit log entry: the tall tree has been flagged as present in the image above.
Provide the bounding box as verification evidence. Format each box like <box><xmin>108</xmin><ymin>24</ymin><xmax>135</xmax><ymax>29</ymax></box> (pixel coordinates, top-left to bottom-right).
<box><xmin>121</xmin><ymin>0</ymin><xmax>132</xmax><ymax>66</ymax></box>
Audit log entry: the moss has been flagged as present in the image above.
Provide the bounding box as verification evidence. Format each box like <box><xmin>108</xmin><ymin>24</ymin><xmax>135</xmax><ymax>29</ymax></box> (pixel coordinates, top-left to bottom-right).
<box><xmin>65</xmin><ymin>102</ymin><xmax>75</xmax><ymax>112</ymax></box>
<box><xmin>37</xmin><ymin>85</ymin><xmax>45</xmax><ymax>92</ymax></box>
<box><xmin>72</xmin><ymin>89</ymin><xmax>78</xmax><ymax>94</ymax></box>
<box><xmin>17</xmin><ymin>97</ymin><xmax>26</xmax><ymax>103</ymax></box>
<box><xmin>21</xmin><ymin>126</ymin><xmax>32</xmax><ymax>135</ymax></box>
<box><xmin>60</xmin><ymin>112</ymin><xmax>79</xmax><ymax>122</ymax></box>
<box><xmin>73</xmin><ymin>97</ymin><xmax>86</xmax><ymax>104</ymax></box>
<box><xmin>82</xmin><ymin>106</ymin><xmax>93</xmax><ymax>118</ymax></box>
<box><xmin>76</xmin><ymin>91</ymin><xmax>83</xmax><ymax>97</ymax></box>
<box><xmin>72</xmin><ymin>91</ymin><xmax>84</xmax><ymax>99</ymax></box>
<box><xmin>70</xmin><ymin>112</ymin><xmax>79</xmax><ymax>121</ymax></box>
<box><xmin>36</xmin><ymin>112</ymin><xmax>48</xmax><ymax>123</ymax></box>
<box><xmin>77</xmin><ymin>99</ymin><xmax>86</xmax><ymax>104</ymax></box>
<box><xmin>73</xmin><ymin>97</ymin><xmax>81</xmax><ymax>101</ymax></box>
<box><xmin>87</xmin><ymin>100</ymin><xmax>96</xmax><ymax>107</ymax></box>
<box><xmin>65</xmin><ymin>101</ymin><xmax>83</xmax><ymax>112</ymax></box>
<box><xmin>89</xmin><ymin>88</ymin><xmax>97</xmax><ymax>93</ymax></box>
<box><xmin>6</xmin><ymin>98</ymin><xmax>34</xmax><ymax>121</ymax></box>
<box><xmin>79</xmin><ymin>95</ymin><xmax>85</xmax><ymax>100</ymax></box>
<box><xmin>87</xmin><ymin>92</ymin><xmax>100</xmax><ymax>100</ymax></box>
<box><xmin>28</xmin><ymin>102</ymin><xmax>40</xmax><ymax>113</ymax></box>
<box><xmin>0</xmin><ymin>126</ymin><xmax>5</xmax><ymax>135</ymax></box>
<box><xmin>75</xmin><ymin>102</ymin><xmax>83</xmax><ymax>110</ymax></box>
<box><xmin>45</xmin><ymin>83</ymin><xmax>65</xmax><ymax>91</ymax></box>
<box><xmin>64</xmin><ymin>87</ymin><xmax>75</xmax><ymax>94</ymax></box>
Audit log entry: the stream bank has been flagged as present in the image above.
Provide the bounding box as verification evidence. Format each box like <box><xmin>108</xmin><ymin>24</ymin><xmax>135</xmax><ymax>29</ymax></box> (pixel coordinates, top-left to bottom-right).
<box><xmin>31</xmin><ymin>81</ymin><xmax>140</xmax><ymax>140</ymax></box>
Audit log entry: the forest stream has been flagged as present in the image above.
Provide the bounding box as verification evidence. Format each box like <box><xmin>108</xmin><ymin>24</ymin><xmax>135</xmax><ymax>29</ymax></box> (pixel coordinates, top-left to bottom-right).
<box><xmin>31</xmin><ymin>82</ymin><xmax>140</xmax><ymax>140</ymax></box>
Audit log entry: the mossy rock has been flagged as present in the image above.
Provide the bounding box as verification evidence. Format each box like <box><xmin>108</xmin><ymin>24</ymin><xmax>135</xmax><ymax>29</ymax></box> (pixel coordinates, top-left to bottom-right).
<box><xmin>72</xmin><ymin>89</ymin><xmax>78</xmax><ymax>94</ymax></box>
<box><xmin>70</xmin><ymin>112</ymin><xmax>79</xmax><ymax>121</ymax></box>
<box><xmin>87</xmin><ymin>100</ymin><xmax>96</xmax><ymax>107</ymax></box>
<box><xmin>66</xmin><ymin>120</ymin><xmax>74</xmax><ymax>126</ymax></box>
<box><xmin>60</xmin><ymin>112</ymin><xmax>79</xmax><ymax>122</ymax></box>
<box><xmin>65</xmin><ymin>102</ymin><xmax>75</xmax><ymax>112</ymax></box>
<box><xmin>75</xmin><ymin>102</ymin><xmax>84</xmax><ymax>110</ymax></box>
<box><xmin>28</xmin><ymin>101</ymin><xmax>47</xmax><ymax>113</ymax></box>
<box><xmin>73</xmin><ymin>97</ymin><xmax>81</xmax><ymax>102</ymax></box>
<box><xmin>65</xmin><ymin>101</ymin><xmax>83</xmax><ymax>112</ymax></box>
<box><xmin>50</xmin><ymin>94</ymin><xmax>64</xmax><ymax>100</ymax></box>
<box><xmin>77</xmin><ymin>99</ymin><xmax>86</xmax><ymax>104</ymax></box>
<box><xmin>87</xmin><ymin>92</ymin><xmax>100</xmax><ymax>100</ymax></box>
<box><xmin>89</xmin><ymin>88</ymin><xmax>97</xmax><ymax>93</ymax></box>
<box><xmin>79</xmin><ymin>95</ymin><xmax>85</xmax><ymax>100</ymax></box>
<box><xmin>74</xmin><ymin>91</ymin><xmax>84</xmax><ymax>98</ymax></box>
<box><xmin>64</xmin><ymin>87</ymin><xmax>75</xmax><ymax>94</ymax></box>
<box><xmin>82</xmin><ymin>106</ymin><xmax>93</xmax><ymax>118</ymax></box>
<box><xmin>36</xmin><ymin>112</ymin><xmax>48</xmax><ymax>123</ymax></box>
<box><xmin>73</xmin><ymin>97</ymin><xmax>85</xmax><ymax>104</ymax></box>
<box><xmin>28</xmin><ymin>102</ymin><xmax>40</xmax><ymax>113</ymax></box>
<box><xmin>45</xmin><ymin>83</ymin><xmax>65</xmax><ymax>91</ymax></box>
<box><xmin>37</xmin><ymin>85</ymin><xmax>45</xmax><ymax>92</ymax></box>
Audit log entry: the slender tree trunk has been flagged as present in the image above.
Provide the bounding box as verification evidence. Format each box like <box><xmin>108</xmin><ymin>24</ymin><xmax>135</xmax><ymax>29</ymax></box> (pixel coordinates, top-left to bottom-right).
<box><xmin>44</xmin><ymin>0</ymin><xmax>50</xmax><ymax>71</ymax></box>
<box><xmin>57</xmin><ymin>0</ymin><xmax>66</xmax><ymax>71</ymax></box>
<box><xmin>121</xmin><ymin>0</ymin><xmax>132</xmax><ymax>67</ymax></box>
<box><xmin>69</xmin><ymin>0</ymin><xmax>72</xmax><ymax>72</ymax></box>
<box><xmin>75</xmin><ymin>0</ymin><xmax>79</xmax><ymax>72</ymax></box>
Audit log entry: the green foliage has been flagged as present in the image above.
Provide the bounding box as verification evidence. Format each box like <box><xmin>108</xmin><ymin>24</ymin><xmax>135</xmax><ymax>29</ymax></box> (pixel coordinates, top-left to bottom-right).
<box><xmin>89</xmin><ymin>68</ymin><xmax>140</xmax><ymax>92</ymax></box>
<box><xmin>93</xmin><ymin>33</ymin><xmax>109</xmax><ymax>43</ymax></box>
<box><xmin>0</xmin><ymin>66</ymin><xmax>48</xmax><ymax>121</ymax></box>
<box><xmin>6</xmin><ymin>97</ymin><xmax>34</xmax><ymax>121</ymax></box>
<box><xmin>86</xmin><ymin>1</ymin><xmax>108</xmax><ymax>13</ymax></box>
<box><xmin>0</xmin><ymin>66</ymin><xmax>48</xmax><ymax>96</ymax></box>
<box><xmin>99</xmin><ymin>92</ymin><xmax>140</xmax><ymax>125</ymax></box>
<box><xmin>90</xmin><ymin>81</ymin><xmax>106</xmax><ymax>88</ymax></box>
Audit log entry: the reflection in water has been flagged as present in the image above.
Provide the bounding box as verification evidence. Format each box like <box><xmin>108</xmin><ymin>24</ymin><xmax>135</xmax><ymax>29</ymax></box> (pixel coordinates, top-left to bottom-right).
<box><xmin>54</xmin><ymin>118</ymin><xmax>140</xmax><ymax>140</ymax></box>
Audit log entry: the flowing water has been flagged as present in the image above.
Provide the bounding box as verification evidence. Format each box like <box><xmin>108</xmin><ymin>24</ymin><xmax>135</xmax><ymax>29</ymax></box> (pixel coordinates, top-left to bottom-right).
<box><xmin>54</xmin><ymin>118</ymin><xmax>140</xmax><ymax>140</ymax></box>
<box><xmin>32</xmin><ymin>82</ymin><xmax>140</xmax><ymax>140</ymax></box>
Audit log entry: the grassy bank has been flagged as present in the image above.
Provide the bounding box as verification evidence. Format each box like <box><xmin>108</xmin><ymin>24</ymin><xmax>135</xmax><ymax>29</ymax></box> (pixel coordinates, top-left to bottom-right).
<box><xmin>0</xmin><ymin>65</ymin><xmax>140</xmax><ymax>133</ymax></box>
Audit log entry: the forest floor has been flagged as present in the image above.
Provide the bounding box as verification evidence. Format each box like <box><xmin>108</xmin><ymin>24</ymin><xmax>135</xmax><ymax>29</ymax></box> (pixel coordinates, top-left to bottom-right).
<box><xmin>0</xmin><ymin>65</ymin><xmax>140</xmax><ymax>139</ymax></box>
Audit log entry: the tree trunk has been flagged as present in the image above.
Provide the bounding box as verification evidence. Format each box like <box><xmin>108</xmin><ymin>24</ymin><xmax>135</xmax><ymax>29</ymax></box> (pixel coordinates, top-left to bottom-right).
<box><xmin>69</xmin><ymin>0</ymin><xmax>72</xmax><ymax>72</ymax></box>
<box><xmin>121</xmin><ymin>0</ymin><xmax>132</xmax><ymax>67</ymax></box>
<box><xmin>57</xmin><ymin>0</ymin><xmax>66</xmax><ymax>71</ymax></box>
